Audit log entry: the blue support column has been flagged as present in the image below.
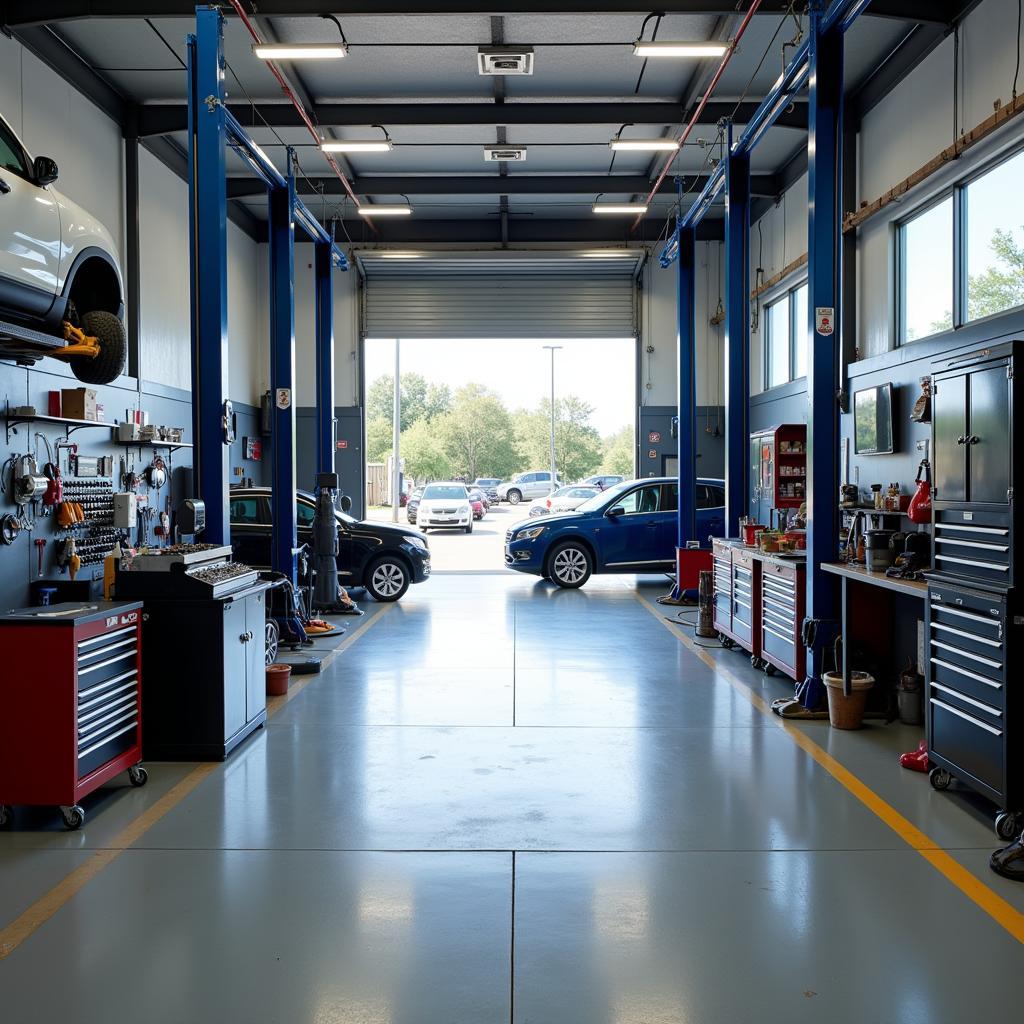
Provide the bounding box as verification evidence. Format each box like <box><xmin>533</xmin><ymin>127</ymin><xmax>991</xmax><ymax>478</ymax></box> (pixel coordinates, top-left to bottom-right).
<box><xmin>800</xmin><ymin>0</ymin><xmax>844</xmax><ymax>708</ymax></box>
<box><xmin>269</xmin><ymin>160</ymin><xmax>297</xmax><ymax>584</ymax></box>
<box><xmin>186</xmin><ymin>6</ymin><xmax>231</xmax><ymax>543</ymax></box>
<box><xmin>723</xmin><ymin>125</ymin><xmax>750</xmax><ymax>537</ymax></box>
<box><xmin>675</xmin><ymin>223</ymin><xmax>698</xmax><ymax>549</ymax></box>
<box><xmin>314</xmin><ymin>241</ymin><xmax>336</xmax><ymax>477</ymax></box>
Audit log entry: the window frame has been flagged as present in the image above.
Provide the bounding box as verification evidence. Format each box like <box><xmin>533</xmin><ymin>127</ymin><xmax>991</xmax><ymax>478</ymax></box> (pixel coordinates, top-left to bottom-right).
<box><xmin>896</xmin><ymin>143</ymin><xmax>1024</xmax><ymax>345</ymax></box>
<box><xmin>762</xmin><ymin>278</ymin><xmax>809</xmax><ymax>391</ymax></box>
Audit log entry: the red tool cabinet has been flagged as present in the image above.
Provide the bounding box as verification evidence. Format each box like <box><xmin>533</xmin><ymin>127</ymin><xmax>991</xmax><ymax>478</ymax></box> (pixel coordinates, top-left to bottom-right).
<box><xmin>0</xmin><ymin>601</ymin><xmax>147</xmax><ymax>830</ymax></box>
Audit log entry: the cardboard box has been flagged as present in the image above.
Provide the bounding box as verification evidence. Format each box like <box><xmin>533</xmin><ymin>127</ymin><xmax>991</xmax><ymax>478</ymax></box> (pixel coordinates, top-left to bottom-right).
<box><xmin>61</xmin><ymin>388</ymin><xmax>97</xmax><ymax>421</ymax></box>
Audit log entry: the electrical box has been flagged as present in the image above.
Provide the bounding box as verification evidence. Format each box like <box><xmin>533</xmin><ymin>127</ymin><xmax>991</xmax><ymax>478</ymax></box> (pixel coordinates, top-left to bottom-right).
<box><xmin>113</xmin><ymin>492</ymin><xmax>137</xmax><ymax>529</ymax></box>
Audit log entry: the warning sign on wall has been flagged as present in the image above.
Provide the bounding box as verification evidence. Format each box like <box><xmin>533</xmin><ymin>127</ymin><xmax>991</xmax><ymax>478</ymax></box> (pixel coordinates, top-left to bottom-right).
<box><xmin>648</xmin><ymin>431</ymin><xmax>662</xmax><ymax>444</ymax></box>
<box><xmin>275</xmin><ymin>388</ymin><xmax>292</xmax><ymax>410</ymax></box>
<box><xmin>336</xmin><ymin>440</ymin><xmax>348</xmax><ymax>450</ymax></box>
<box><xmin>815</xmin><ymin>307</ymin><xmax>835</xmax><ymax>336</ymax></box>
<box><xmin>648</xmin><ymin>449</ymin><xmax>657</xmax><ymax>459</ymax></box>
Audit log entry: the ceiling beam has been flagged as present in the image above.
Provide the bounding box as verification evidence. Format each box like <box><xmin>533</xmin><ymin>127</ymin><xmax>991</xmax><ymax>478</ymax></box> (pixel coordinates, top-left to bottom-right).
<box><xmin>226</xmin><ymin>172</ymin><xmax>782</xmax><ymax>199</ymax></box>
<box><xmin>138</xmin><ymin>100</ymin><xmax>807</xmax><ymax>137</ymax></box>
<box><xmin>0</xmin><ymin>1</ymin><xmax>959</xmax><ymax>22</ymax></box>
<box><xmin>290</xmin><ymin>217</ymin><xmax>725</xmax><ymax>245</ymax></box>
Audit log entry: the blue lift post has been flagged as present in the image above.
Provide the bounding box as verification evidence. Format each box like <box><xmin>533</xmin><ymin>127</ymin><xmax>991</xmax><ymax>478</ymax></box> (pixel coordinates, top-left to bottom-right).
<box><xmin>269</xmin><ymin>163</ymin><xmax>298</xmax><ymax>583</ymax></box>
<box><xmin>675</xmin><ymin>223</ymin><xmax>698</xmax><ymax>552</ymax></box>
<box><xmin>799</xmin><ymin>0</ymin><xmax>845</xmax><ymax>708</ymax></box>
<box><xmin>315</xmin><ymin>241</ymin><xmax>336</xmax><ymax>477</ymax></box>
<box><xmin>186</xmin><ymin>9</ymin><xmax>231</xmax><ymax>543</ymax></box>
<box><xmin>188</xmin><ymin>5</ymin><xmax>347</xmax><ymax>585</ymax></box>
<box><xmin>723</xmin><ymin>123</ymin><xmax>750</xmax><ymax>537</ymax></box>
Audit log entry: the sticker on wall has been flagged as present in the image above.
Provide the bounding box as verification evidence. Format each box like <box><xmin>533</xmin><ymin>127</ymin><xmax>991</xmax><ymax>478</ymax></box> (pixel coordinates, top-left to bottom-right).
<box><xmin>336</xmin><ymin>440</ymin><xmax>348</xmax><ymax>450</ymax></box>
<box><xmin>648</xmin><ymin>449</ymin><xmax>657</xmax><ymax>459</ymax></box>
<box><xmin>815</xmin><ymin>307</ymin><xmax>835</xmax><ymax>336</ymax></box>
<box><xmin>648</xmin><ymin>431</ymin><xmax>662</xmax><ymax>444</ymax></box>
<box><xmin>275</xmin><ymin>388</ymin><xmax>292</xmax><ymax>410</ymax></box>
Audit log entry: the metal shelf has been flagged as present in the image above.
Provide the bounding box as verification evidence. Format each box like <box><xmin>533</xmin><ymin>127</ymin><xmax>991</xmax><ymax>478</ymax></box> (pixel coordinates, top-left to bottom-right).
<box><xmin>4</xmin><ymin>407</ymin><xmax>117</xmax><ymax>444</ymax></box>
<box><xmin>115</xmin><ymin>440</ymin><xmax>192</xmax><ymax>452</ymax></box>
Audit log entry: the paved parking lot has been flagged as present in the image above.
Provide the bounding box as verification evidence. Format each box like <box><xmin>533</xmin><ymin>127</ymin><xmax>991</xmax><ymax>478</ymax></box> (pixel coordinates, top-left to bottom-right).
<box><xmin>367</xmin><ymin>502</ymin><xmax>527</xmax><ymax>572</ymax></box>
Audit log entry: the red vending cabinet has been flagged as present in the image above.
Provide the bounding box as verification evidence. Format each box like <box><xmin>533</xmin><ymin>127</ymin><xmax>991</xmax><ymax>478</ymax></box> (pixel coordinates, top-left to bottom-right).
<box><xmin>0</xmin><ymin>601</ymin><xmax>147</xmax><ymax>830</ymax></box>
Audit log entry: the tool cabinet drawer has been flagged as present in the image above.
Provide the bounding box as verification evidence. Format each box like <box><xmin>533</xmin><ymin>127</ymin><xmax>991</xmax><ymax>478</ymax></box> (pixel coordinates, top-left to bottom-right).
<box><xmin>762</xmin><ymin>622</ymin><xmax>796</xmax><ymax>666</ymax></box>
<box><xmin>933</xmin><ymin>512</ymin><xmax>1012</xmax><ymax>587</ymax></box>
<box><xmin>930</xmin><ymin>696</ymin><xmax>1004</xmax><ymax>798</ymax></box>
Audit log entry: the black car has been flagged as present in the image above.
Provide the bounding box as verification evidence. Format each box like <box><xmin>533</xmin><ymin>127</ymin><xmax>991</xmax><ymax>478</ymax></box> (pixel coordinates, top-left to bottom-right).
<box><xmin>229</xmin><ymin>487</ymin><xmax>430</xmax><ymax>602</ymax></box>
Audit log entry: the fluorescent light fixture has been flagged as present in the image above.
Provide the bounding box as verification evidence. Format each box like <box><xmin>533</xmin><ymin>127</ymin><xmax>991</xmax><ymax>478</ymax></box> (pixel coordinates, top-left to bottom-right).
<box><xmin>357</xmin><ymin>204</ymin><xmax>413</xmax><ymax>217</ymax></box>
<box><xmin>320</xmin><ymin>140</ymin><xmax>393</xmax><ymax>153</ymax></box>
<box><xmin>252</xmin><ymin>43</ymin><xmax>347</xmax><ymax>60</ymax></box>
<box><xmin>632</xmin><ymin>40</ymin><xmax>729</xmax><ymax>58</ymax></box>
<box><xmin>592</xmin><ymin>203</ymin><xmax>648</xmax><ymax>215</ymax></box>
<box><xmin>609</xmin><ymin>138</ymin><xmax>680</xmax><ymax>152</ymax></box>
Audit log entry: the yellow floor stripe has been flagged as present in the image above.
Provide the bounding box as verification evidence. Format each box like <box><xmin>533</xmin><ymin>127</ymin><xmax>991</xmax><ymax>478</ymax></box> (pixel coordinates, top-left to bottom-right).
<box><xmin>0</xmin><ymin>602</ymin><xmax>394</xmax><ymax>960</ymax></box>
<box><xmin>635</xmin><ymin>591</ymin><xmax>1024</xmax><ymax>945</ymax></box>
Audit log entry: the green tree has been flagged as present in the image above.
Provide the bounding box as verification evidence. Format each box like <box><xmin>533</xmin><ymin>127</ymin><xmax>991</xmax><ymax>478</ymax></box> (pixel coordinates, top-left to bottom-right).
<box><xmin>518</xmin><ymin>395</ymin><xmax>603</xmax><ymax>483</ymax></box>
<box><xmin>400</xmin><ymin>417</ymin><xmax>452</xmax><ymax>483</ymax></box>
<box><xmin>424</xmin><ymin>382</ymin><xmax>452</xmax><ymax>421</ymax></box>
<box><xmin>439</xmin><ymin>384</ymin><xmax>523</xmax><ymax>481</ymax></box>
<box><xmin>601</xmin><ymin>425</ymin><xmax>636</xmax><ymax>477</ymax></box>
<box><xmin>366</xmin><ymin>372</ymin><xmax>431</xmax><ymax>431</ymax></box>
<box><xmin>365</xmin><ymin>415</ymin><xmax>393</xmax><ymax>464</ymax></box>
<box><xmin>967</xmin><ymin>227</ymin><xmax>1024</xmax><ymax>320</ymax></box>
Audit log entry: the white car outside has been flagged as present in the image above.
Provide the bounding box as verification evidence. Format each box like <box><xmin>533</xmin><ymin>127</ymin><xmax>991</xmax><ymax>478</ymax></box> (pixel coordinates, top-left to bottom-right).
<box><xmin>527</xmin><ymin>485</ymin><xmax>601</xmax><ymax>517</ymax></box>
<box><xmin>417</xmin><ymin>482</ymin><xmax>474</xmax><ymax>533</ymax></box>
<box><xmin>496</xmin><ymin>471</ymin><xmax>561</xmax><ymax>504</ymax></box>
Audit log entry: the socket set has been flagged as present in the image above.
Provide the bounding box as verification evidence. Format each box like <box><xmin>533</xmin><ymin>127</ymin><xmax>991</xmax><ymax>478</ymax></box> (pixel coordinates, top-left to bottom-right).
<box><xmin>62</xmin><ymin>479</ymin><xmax>115</xmax><ymax>527</ymax></box>
<box><xmin>71</xmin><ymin>529</ymin><xmax>120</xmax><ymax>567</ymax></box>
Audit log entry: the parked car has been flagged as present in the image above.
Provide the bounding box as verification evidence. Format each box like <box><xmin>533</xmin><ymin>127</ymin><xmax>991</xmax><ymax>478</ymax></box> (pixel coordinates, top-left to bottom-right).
<box><xmin>406</xmin><ymin>488</ymin><xmax>424</xmax><ymax>524</ymax></box>
<box><xmin>496</xmin><ymin>471</ymin><xmax>561</xmax><ymax>505</ymax></box>
<box><xmin>417</xmin><ymin>482</ymin><xmax>474</xmax><ymax>533</ymax></box>
<box><xmin>580</xmin><ymin>474</ymin><xmax>625</xmax><ymax>490</ymax></box>
<box><xmin>466</xmin><ymin>487</ymin><xmax>488</xmax><ymax>520</ymax></box>
<box><xmin>527</xmin><ymin>485</ymin><xmax>601</xmax><ymax>518</ymax></box>
<box><xmin>0</xmin><ymin>112</ymin><xmax>127</xmax><ymax>384</ymax></box>
<box><xmin>228</xmin><ymin>487</ymin><xmax>430</xmax><ymax>602</ymax></box>
<box><xmin>504</xmin><ymin>476</ymin><xmax>726</xmax><ymax>589</ymax></box>
<box><xmin>474</xmin><ymin>478</ymin><xmax>501</xmax><ymax>502</ymax></box>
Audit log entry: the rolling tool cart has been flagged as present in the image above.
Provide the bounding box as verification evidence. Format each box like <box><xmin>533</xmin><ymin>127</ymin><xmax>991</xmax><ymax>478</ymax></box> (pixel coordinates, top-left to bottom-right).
<box><xmin>0</xmin><ymin>601</ymin><xmax>147</xmax><ymax>830</ymax></box>
<box><xmin>926</xmin><ymin>341</ymin><xmax>1023</xmax><ymax>839</ymax></box>
<box><xmin>116</xmin><ymin>544</ymin><xmax>270</xmax><ymax>760</ymax></box>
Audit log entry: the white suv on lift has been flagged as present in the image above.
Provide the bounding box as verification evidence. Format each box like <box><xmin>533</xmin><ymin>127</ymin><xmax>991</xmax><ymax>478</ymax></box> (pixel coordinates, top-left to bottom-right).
<box><xmin>496</xmin><ymin>470</ymin><xmax>561</xmax><ymax>505</ymax></box>
<box><xmin>0</xmin><ymin>112</ymin><xmax>127</xmax><ymax>383</ymax></box>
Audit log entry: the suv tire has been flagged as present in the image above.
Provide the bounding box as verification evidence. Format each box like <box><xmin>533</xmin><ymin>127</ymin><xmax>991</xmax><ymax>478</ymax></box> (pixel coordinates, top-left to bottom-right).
<box><xmin>365</xmin><ymin>555</ymin><xmax>410</xmax><ymax>602</ymax></box>
<box><xmin>71</xmin><ymin>310</ymin><xmax>126</xmax><ymax>385</ymax></box>
<box><xmin>547</xmin><ymin>541</ymin><xmax>593</xmax><ymax>589</ymax></box>
<box><xmin>507</xmin><ymin>488</ymin><xmax>523</xmax><ymax>505</ymax></box>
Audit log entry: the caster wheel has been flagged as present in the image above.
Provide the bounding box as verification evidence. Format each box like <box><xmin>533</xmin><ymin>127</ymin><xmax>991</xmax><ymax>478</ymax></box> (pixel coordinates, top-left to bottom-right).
<box><xmin>929</xmin><ymin>767</ymin><xmax>953</xmax><ymax>792</ymax></box>
<box><xmin>0</xmin><ymin>804</ymin><xmax>11</xmax><ymax>827</ymax></box>
<box><xmin>750</xmin><ymin>654</ymin><xmax>761</xmax><ymax>669</ymax></box>
<box><xmin>763</xmin><ymin>663</ymin><xmax>777</xmax><ymax>677</ymax></box>
<box><xmin>718</xmin><ymin>634</ymin><xmax>735</xmax><ymax>649</ymax></box>
<box><xmin>128</xmin><ymin>765</ymin><xmax>149</xmax><ymax>788</ymax></box>
<box><xmin>60</xmin><ymin>805</ymin><xmax>85</xmax><ymax>830</ymax></box>
<box><xmin>995</xmin><ymin>811</ymin><xmax>1022</xmax><ymax>841</ymax></box>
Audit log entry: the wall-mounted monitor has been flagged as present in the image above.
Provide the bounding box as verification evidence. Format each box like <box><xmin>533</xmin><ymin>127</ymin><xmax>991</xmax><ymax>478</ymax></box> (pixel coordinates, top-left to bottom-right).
<box><xmin>853</xmin><ymin>383</ymin><xmax>895</xmax><ymax>455</ymax></box>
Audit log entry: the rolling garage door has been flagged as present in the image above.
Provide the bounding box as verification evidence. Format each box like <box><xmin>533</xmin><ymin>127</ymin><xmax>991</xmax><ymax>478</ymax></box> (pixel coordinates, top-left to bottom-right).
<box><xmin>357</xmin><ymin>250</ymin><xmax>642</xmax><ymax>339</ymax></box>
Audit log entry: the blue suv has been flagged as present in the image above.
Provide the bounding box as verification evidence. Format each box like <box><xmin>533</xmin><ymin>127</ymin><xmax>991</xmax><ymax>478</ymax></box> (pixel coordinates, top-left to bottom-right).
<box><xmin>504</xmin><ymin>476</ymin><xmax>725</xmax><ymax>588</ymax></box>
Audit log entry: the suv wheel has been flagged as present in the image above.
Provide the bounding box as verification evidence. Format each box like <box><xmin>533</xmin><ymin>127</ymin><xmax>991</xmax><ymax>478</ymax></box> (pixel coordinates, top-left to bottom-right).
<box><xmin>548</xmin><ymin>542</ymin><xmax>593</xmax><ymax>589</ymax></box>
<box><xmin>507</xmin><ymin>488</ymin><xmax>523</xmax><ymax>505</ymax></box>
<box><xmin>366</xmin><ymin>555</ymin><xmax>410</xmax><ymax>602</ymax></box>
<box><xmin>70</xmin><ymin>311</ymin><xmax>127</xmax><ymax>385</ymax></box>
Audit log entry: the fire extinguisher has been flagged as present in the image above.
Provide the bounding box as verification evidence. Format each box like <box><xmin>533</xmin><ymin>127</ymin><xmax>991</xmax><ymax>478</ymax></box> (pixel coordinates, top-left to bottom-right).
<box><xmin>907</xmin><ymin>449</ymin><xmax>932</xmax><ymax>525</ymax></box>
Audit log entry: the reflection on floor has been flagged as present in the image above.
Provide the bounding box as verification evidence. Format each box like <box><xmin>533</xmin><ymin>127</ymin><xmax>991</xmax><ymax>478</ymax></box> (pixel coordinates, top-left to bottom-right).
<box><xmin>0</xmin><ymin>573</ymin><xmax>1020</xmax><ymax>1022</ymax></box>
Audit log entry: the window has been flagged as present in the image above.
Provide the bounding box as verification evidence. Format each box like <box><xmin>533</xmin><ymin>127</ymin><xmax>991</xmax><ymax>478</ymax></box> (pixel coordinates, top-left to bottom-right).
<box><xmin>966</xmin><ymin>150</ymin><xmax>1024</xmax><ymax>321</ymax></box>
<box><xmin>230</xmin><ymin>497</ymin><xmax>261</xmax><ymax>524</ymax></box>
<box><xmin>898</xmin><ymin>148</ymin><xmax>1024</xmax><ymax>342</ymax></box>
<box><xmin>297</xmin><ymin>502</ymin><xmax>315</xmax><ymax>527</ymax></box>
<box><xmin>763</xmin><ymin>280</ymin><xmax>808</xmax><ymax>389</ymax></box>
<box><xmin>899</xmin><ymin>196</ymin><xmax>954</xmax><ymax>342</ymax></box>
<box><xmin>0</xmin><ymin>119</ymin><xmax>28</xmax><ymax>178</ymax></box>
<box><xmin>615</xmin><ymin>485</ymin><xmax>662</xmax><ymax>515</ymax></box>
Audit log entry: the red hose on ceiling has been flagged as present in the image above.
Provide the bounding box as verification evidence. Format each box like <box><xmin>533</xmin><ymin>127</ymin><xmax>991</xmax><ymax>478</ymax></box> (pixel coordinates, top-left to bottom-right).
<box><xmin>635</xmin><ymin>0</ymin><xmax>763</xmax><ymax>229</ymax></box>
<box><xmin>226</xmin><ymin>0</ymin><xmax>362</xmax><ymax>210</ymax></box>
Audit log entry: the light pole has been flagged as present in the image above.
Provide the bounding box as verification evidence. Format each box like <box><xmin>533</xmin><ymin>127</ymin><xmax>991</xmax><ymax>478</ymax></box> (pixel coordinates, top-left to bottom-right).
<box><xmin>391</xmin><ymin>339</ymin><xmax>401</xmax><ymax>523</ymax></box>
<box><xmin>542</xmin><ymin>345</ymin><xmax>563</xmax><ymax>493</ymax></box>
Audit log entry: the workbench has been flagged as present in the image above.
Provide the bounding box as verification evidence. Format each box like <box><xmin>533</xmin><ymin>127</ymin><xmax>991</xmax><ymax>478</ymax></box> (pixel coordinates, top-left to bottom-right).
<box><xmin>821</xmin><ymin>562</ymin><xmax>928</xmax><ymax>695</ymax></box>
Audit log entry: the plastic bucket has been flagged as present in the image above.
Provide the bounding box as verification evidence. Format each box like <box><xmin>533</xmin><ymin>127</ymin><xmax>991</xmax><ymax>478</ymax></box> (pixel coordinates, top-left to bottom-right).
<box><xmin>823</xmin><ymin>671</ymin><xmax>874</xmax><ymax>730</ymax></box>
<box><xmin>266</xmin><ymin>663</ymin><xmax>292</xmax><ymax>696</ymax></box>
<box><xmin>897</xmin><ymin>683</ymin><xmax>924</xmax><ymax>725</ymax></box>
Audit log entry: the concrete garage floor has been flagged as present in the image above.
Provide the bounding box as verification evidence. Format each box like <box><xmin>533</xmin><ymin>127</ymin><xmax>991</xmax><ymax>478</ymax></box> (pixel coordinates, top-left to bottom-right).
<box><xmin>0</xmin><ymin>574</ymin><xmax>1022</xmax><ymax>1021</ymax></box>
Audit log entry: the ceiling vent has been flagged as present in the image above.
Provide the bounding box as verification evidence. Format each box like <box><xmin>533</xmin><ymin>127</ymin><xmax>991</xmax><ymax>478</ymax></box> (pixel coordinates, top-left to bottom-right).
<box><xmin>477</xmin><ymin>47</ymin><xmax>534</xmax><ymax>75</ymax></box>
<box><xmin>484</xmin><ymin>145</ymin><xmax>528</xmax><ymax>162</ymax></box>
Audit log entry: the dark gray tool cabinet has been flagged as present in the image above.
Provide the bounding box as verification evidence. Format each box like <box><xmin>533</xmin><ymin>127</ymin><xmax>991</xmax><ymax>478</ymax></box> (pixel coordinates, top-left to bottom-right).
<box><xmin>926</xmin><ymin>340</ymin><xmax>1023</xmax><ymax>840</ymax></box>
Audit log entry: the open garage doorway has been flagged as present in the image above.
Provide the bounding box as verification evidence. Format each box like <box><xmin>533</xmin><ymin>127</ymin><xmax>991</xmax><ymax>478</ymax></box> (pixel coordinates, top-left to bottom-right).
<box><xmin>362</xmin><ymin>337</ymin><xmax>637</xmax><ymax>572</ymax></box>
